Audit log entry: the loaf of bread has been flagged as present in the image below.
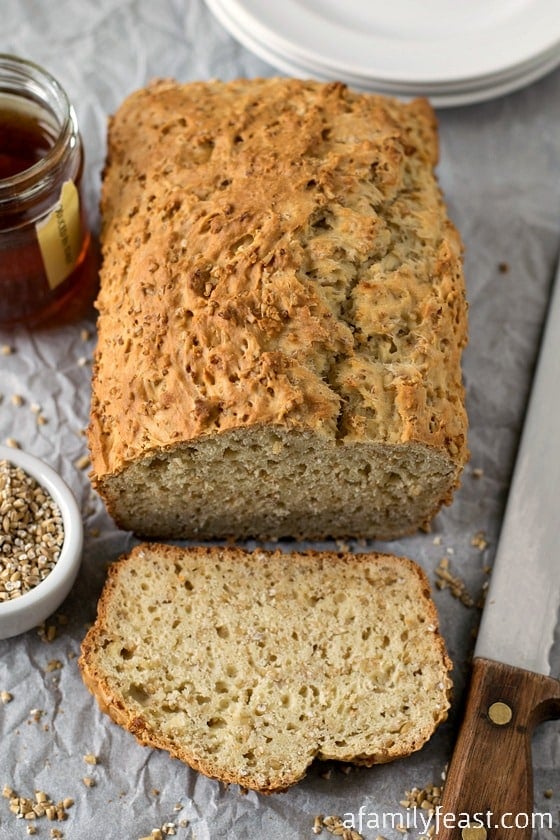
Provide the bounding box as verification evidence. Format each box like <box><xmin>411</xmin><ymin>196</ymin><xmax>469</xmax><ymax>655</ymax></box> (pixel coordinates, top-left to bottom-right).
<box><xmin>89</xmin><ymin>77</ymin><xmax>467</xmax><ymax>540</ymax></box>
<box><xmin>79</xmin><ymin>543</ymin><xmax>452</xmax><ymax>792</ymax></box>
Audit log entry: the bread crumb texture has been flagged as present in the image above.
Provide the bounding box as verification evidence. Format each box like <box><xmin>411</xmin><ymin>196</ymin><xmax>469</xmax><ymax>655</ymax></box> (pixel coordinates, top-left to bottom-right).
<box><xmin>79</xmin><ymin>544</ymin><xmax>453</xmax><ymax>793</ymax></box>
<box><xmin>89</xmin><ymin>77</ymin><xmax>467</xmax><ymax>540</ymax></box>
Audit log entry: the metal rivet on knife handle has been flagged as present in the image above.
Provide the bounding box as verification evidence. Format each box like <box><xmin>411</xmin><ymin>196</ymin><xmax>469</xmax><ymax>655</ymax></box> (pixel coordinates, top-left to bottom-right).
<box><xmin>461</xmin><ymin>825</ymin><xmax>488</xmax><ymax>840</ymax></box>
<box><xmin>487</xmin><ymin>701</ymin><xmax>513</xmax><ymax>726</ymax></box>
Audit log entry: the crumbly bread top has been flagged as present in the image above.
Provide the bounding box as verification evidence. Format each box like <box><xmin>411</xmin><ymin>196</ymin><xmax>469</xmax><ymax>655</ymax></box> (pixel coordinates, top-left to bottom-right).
<box><xmin>79</xmin><ymin>543</ymin><xmax>452</xmax><ymax>792</ymax></box>
<box><xmin>90</xmin><ymin>77</ymin><xmax>466</xmax><ymax>479</ymax></box>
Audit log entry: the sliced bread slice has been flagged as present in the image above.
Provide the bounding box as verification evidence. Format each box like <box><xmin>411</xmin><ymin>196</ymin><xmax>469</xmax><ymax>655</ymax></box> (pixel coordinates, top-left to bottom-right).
<box><xmin>79</xmin><ymin>543</ymin><xmax>452</xmax><ymax>793</ymax></box>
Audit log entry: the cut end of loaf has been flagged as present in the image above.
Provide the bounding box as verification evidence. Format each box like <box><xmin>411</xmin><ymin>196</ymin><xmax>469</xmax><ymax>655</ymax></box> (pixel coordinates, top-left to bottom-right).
<box><xmin>95</xmin><ymin>426</ymin><xmax>461</xmax><ymax>540</ymax></box>
<box><xmin>79</xmin><ymin>544</ymin><xmax>452</xmax><ymax>793</ymax></box>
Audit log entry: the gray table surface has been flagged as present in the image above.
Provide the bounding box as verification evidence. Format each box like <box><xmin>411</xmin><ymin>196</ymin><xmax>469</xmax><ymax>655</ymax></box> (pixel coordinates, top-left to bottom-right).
<box><xmin>1</xmin><ymin>2</ymin><xmax>560</xmax><ymax>839</ymax></box>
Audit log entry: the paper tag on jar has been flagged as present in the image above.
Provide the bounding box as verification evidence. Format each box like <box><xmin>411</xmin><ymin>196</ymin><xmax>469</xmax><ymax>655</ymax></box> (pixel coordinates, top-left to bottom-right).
<box><xmin>35</xmin><ymin>180</ymin><xmax>82</xmax><ymax>290</ymax></box>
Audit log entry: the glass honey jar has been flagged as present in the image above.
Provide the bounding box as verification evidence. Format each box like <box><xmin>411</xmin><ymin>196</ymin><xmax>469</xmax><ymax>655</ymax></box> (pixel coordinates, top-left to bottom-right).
<box><xmin>0</xmin><ymin>54</ymin><xmax>93</xmax><ymax>325</ymax></box>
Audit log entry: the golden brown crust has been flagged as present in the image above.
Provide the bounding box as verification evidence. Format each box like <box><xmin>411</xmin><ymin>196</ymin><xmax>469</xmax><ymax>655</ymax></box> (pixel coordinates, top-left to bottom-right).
<box><xmin>89</xmin><ymin>78</ymin><xmax>466</xmax><ymax>468</ymax></box>
<box><xmin>88</xmin><ymin>77</ymin><xmax>467</xmax><ymax>540</ymax></box>
<box><xmin>79</xmin><ymin>543</ymin><xmax>452</xmax><ymax>793</ymax></box>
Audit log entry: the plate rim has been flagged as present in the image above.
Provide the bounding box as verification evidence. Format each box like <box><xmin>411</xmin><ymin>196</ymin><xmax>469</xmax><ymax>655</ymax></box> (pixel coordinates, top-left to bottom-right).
<box><xmin>206</xmin><ymin>0</ymin><xmax>560</xmax><ymax>107</ymax></box>
<box><xmin>217</xmin><ymin>0</ymin><xmax>560</xmax><ymax>84</ymax></box>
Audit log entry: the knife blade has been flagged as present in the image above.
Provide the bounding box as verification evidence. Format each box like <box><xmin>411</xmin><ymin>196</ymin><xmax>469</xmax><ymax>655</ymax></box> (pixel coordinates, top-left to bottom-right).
<box><xmin>437</xmin><ymin>258</ymin><xmax>560</xmax><ymax>840</ymax></box>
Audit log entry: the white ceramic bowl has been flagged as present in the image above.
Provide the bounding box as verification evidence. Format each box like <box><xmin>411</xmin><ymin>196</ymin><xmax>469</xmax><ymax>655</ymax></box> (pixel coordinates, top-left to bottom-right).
<box><xmin>0</xmin><ymin>445</ymin><xmax>83</xmax><ymax>640</ymax></box>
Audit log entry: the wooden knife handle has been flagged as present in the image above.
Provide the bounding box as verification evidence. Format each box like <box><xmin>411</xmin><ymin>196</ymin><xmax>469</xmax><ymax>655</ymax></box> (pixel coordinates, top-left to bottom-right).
<box><xmin>437</xmin><ymin>657</ymin><xmax>560</xmax><ymax>840</ymax></box>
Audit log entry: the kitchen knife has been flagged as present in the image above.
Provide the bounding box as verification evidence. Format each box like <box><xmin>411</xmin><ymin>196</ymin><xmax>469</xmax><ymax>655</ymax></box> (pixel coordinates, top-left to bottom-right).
<box><xmin>437</xmin><ymin>261</ymin><xmax>560</xmax><ymax>840</ymax></box>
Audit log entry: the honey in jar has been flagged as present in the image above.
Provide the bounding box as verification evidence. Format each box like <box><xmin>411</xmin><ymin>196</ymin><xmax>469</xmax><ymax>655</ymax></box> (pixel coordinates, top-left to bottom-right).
<box><xmin>0</xmin><ymin>55</ymin><xmax>93</xmax><ymax>325</ymax></box>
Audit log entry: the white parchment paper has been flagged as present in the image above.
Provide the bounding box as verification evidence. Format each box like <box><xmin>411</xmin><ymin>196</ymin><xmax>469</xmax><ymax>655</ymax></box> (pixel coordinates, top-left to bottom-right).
<box><xmin>1</xmin><ymin>2</ymin><xmax>559</xmax><ymax>838</ymax></box>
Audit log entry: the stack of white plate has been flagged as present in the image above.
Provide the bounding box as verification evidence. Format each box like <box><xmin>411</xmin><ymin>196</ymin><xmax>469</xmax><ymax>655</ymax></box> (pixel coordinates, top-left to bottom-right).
<box><xmin>205</xmin><ymin>0</ymin><xmax>560</xmax><ymax>107</ymax></box>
